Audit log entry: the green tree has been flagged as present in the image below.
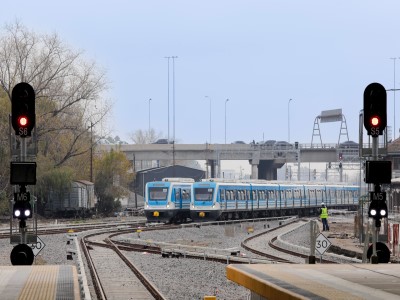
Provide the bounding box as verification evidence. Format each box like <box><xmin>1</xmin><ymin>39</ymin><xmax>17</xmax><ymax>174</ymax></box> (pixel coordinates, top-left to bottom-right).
<box><xmin>94</xmin><ymin>150</ymin><xmax>133</xmax><ymax>216</ymax></box>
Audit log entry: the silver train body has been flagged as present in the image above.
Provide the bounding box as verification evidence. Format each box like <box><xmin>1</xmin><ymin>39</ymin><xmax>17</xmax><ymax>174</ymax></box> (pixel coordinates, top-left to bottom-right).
<box><xmin>190</xmin><ymin>179</ymin><xmax>359</xmax><ymax>221</ymax></box>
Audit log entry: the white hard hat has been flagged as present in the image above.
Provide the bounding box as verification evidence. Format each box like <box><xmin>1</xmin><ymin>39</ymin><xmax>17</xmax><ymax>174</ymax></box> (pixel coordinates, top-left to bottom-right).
<box><xmin>321</xmin><ymin>202</ymin><xmax>325</xmax><ymax>205</ymax></box>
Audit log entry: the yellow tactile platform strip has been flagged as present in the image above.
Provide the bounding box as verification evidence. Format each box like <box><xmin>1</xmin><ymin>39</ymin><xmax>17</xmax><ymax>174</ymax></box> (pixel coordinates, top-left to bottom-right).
<box><xmin>21</xmin><ymin>265</ymin><xmax>57</xmax><ymax>299</ymax></box>
<box><xmin>0</xmin><ymin>265</ymin><xmax>80</xmax><ymax>300</ymax></box>
<box><xmin>227</xmin><ymin>264</ymin><xmax>400</xmax><ymax>300</ymax></box>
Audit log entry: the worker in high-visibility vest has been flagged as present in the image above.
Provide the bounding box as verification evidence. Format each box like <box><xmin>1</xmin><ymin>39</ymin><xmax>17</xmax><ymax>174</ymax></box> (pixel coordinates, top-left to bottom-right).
<box><xmin>319</xmin><ymin>202</ymin><xmax>329</xmax><ymax>231</ymax></box>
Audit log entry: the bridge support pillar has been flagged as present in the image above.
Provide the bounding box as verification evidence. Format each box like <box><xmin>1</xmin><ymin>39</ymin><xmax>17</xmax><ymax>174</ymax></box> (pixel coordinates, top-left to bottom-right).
<box><xmin>207</xmin><ymin>160</ymin><xmax>217</xmax><ymax>178</ymax></box>
<box><xmin>250</xmin><ymin>160</ymin><xmax>259</xmax><ymax>179</ymax></box>
<box><xmin>258</xmin><ymin>160</ymin><xmax>284</xmax><ymax>180</ymax></box>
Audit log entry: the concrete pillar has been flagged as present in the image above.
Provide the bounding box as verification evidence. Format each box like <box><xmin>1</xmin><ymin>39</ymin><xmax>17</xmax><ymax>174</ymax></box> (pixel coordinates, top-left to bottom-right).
<box><xmin>258</xmin><ymin>160</ymin><xmax>284</xmax><ymax>180</ymax></box>
<box><xmin>209</xmin><ymin>160</ymin><xmax>216</xmax><ymax>178</ymax></box>
<box><xmin>250</xmin><ymin>159</ymin><xmax>259</xmax><ymax>179</ymax></box>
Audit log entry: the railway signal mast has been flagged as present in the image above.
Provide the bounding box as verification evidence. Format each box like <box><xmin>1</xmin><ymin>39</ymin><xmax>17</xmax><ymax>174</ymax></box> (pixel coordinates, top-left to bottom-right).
<box><xmin>363</xmin><ymin>82</ymin><xmax>392</xmax><ymax>264</ymax></box>
<box><xmin>9</xmin><ymin>82</ymin><xmax>37</xmax><ymax>265</ymax></box>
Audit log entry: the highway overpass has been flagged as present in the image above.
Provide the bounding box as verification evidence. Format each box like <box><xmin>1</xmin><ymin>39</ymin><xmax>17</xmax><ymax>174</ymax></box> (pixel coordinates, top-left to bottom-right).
<box><xmin>99</xmin><ymin>143</ymin><xmax>362</xmax><ymax>180</ymax></box>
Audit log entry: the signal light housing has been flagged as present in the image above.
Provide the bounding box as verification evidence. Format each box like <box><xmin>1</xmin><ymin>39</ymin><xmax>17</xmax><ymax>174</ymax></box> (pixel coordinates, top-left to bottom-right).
<box><xmin>13</xmin><ymin>201</ymin><xmax>32</xmax><ymax>220</ymax></box>
<box><xmin>363</xmin><ymin>83</ymin><xmax>387</xmax><ymax>136</ymax></box>
<box><xmin>11</xmin><ymin>82</ymin><xmax>35</xmax><ymax>137</ymax></box>
<box><xmin>12</xmin><ymin>192</ymin><xmax>32</xmax><ymax>220</ymax></box>
<box><xmin>368</xmin><ymin>200</ymin><xmax>387</xmax><ymax>219</ymax></box>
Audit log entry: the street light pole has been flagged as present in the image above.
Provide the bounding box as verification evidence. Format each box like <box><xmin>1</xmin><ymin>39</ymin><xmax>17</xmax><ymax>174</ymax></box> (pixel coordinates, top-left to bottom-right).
<box><xmin>225</xmin><ymin>98</ymin><xmax>229</xmax><ymax>144</ymax></box>
<box><xmin>148</xmin><ymin>98</ymin><xmax>152</xmax><ymax>133</ymax></box>
<box><xmin>164</xmin><ymin>57</ymin><xmax>171</xmax><ymax>142</ymax></box>
<box><xmin>288</xmin><ymin>99</ymin><xmax>293</xmax><ymax>142</ymax></box>
<box><xmin>390</xmin><ymin>57</ymin><xmax>397</xmax><ymax>140</ymax></box>
<box><xmin>172</xmin><ymin>56</ymin><xmax>178</xmax><ymax>142</ymax></box>
<box><xmin>205</xmin><ymin>96</ymin><xmax>211</xmax><ymax>143</ymax></box>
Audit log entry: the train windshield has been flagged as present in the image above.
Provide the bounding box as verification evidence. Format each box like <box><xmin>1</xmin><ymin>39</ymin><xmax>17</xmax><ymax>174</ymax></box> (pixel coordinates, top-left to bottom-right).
<box><xmin>194</xmin><ymin>188</ymin><xmax>214</xmax><ymax>201</ymax></box>
<box><xmin>149</xmin><ymin>187</ymin><xmax>168</xmax><ymax>200</ymax></box>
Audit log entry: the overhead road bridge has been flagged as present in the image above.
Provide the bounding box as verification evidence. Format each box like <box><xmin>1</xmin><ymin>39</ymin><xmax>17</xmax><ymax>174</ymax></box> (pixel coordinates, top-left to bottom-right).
<box><xmin>99</xmin><ymin>143</ymin><xmax>358</xmax><ymax>180</ymax></box>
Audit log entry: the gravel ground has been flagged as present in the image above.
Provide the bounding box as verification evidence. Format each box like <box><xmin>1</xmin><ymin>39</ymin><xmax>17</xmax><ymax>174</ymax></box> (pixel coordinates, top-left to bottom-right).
<box><xmin>125</xmin><ymin>251</ymin><xmax>248</xmax><ymax>300</ymax></box>
<box><xmin>116</xmin><ymin>220</ymin><xmax>283</xmax><ymax>300</ymax></box>
<box><xmin>0</xmin><ymin>233</ymin><xmax>75</xmax><ymax>266</ymax></box>
<box><xmin>1</xmin><ymin>216</ymin><xmax>357</xmax><ymax>300</ymax></box>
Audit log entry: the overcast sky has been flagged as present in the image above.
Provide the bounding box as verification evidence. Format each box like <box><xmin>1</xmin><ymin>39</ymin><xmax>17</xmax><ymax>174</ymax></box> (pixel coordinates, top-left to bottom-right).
<box><xmin>3</xmin><ymin>1</ymin><xmax>400</xmax><ymax>146</ymax></box>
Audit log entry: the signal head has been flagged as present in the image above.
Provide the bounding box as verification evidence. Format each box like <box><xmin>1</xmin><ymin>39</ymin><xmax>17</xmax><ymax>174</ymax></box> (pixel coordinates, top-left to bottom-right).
<box><xmin>11</xmin><ymin>82</ymin><xmax>35</xmax><ymax>137</ymax></box>
<box><xmin>363</xmin><ymin>83</ymin><xmax>387</xmax><ymax>136</ymax></box>
<box><xmin>13</xmin><ymin>201</ymin><xmax>32</xmax><ymax>220</ymax></box>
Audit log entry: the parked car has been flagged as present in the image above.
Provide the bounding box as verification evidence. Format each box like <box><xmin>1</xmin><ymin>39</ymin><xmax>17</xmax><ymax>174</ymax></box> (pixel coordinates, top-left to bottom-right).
<box><xmin>232</xmin><ymin>141</ymin><xmax>246</xmax><ymax>144</ymax></box>
<box><xmin>152</xmin><ymin>139</ymin><xmax>172</xmax><ymax>144</ymax></box>
<box><xmin>263</xmin><ymin>140</ymin><xmax>276</xmax><ymax>149</ymax></box>
<box><xmin>339</xmin><ymin>141</ymin><xmax>358</xmax><ymax>149</ymax></box>
<box><xmin>274</xmin><ymin>141</ymin><xmax>293</xmax><ymax>150</ymax></box>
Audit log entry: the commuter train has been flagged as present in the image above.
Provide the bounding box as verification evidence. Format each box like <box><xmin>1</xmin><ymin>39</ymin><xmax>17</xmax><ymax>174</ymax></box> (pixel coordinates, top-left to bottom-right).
<box><xmin>144</xmin><ymin>178</ymin><xmax>194</xmax><ymax>223</ymax></box>
<box><xmin>190</xmin><ymin>179</ymin><xmax>359</xmax><ymax>221</ymax></box>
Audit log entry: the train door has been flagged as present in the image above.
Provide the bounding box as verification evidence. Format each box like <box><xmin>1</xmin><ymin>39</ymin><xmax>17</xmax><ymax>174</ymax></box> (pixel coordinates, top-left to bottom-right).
<box><xmin>279</xmin><ymin>188</ymin><xmax>285</xmax><ymax>209</ymax></box>
<box><xmin>325</xmin><ymin>186</ymin><xmax>331</xmax><ymax>206</ymax></box>
<box><xmin>219</xmin><ymin>188</ymin><xmax>227</xmax><ymax>210</ymax></box>
<box><xmin>174</xmin><ymin>188</ymin><xmax>182</xmax><ymax>209</ymax></box>
<box><xmin>181</xmin><ymin>186</ymin><xmax>191</xmax><ymax>209</ymax></box>
<box><xmin>286</xmin><ymin>189</ymin><xmax>294</xmax><ymax>207</ymax></box>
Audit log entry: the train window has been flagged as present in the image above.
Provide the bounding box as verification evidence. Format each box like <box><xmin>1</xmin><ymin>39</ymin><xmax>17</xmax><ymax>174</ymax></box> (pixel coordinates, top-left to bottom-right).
<box><xmin>247</xmin><ymin>190</ymin><xmax>251</xmax><ymax>200</ymax></box>
<box><xmin>220</xmin><ymin>189</ymin><xmax>225</xmax><ymax>201</ymax></box>
<box><xmin>175</xmin><ymin>189</ymin><xmax>181</xmax><ymax>200</ymax></box>
<box><xmin>149</xmin><ymin>187</ymin><xmax>168</xmax><ymax>200</ymax></box>
<box><xmin>230</xmin><ymin>191</ymin><xmax>234</xmax><ymax>200</ymax></box>
<box><xmin>194</xmin><ymin>188</ymin><xmax>213</xmax><ymax>201</ymax></box>
<box><xmin>182</xmin><ymin>189</ymin><xmax>190</xmax><ymax>199</ymax></box>
<box><xmin>253</xmin><ymin>191</ymin><xmax>258</xmax><ymax>200</ymax></box>
<box><xmin>268</xmin><ymin>190</ymin><xmax>275</xmax><ymax>199</ymax></box>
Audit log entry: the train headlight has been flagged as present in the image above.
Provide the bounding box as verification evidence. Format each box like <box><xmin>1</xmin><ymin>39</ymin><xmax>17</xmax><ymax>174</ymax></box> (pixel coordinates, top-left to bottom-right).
<box><xmin>167</xmin><ymin>204</ymin><xmax>170</xmax><ymax>208</ymax></box>
<box><xmin>212</xmin><ymin>205</ymin><xmax>215</xmax><ymax>208</ymax></box>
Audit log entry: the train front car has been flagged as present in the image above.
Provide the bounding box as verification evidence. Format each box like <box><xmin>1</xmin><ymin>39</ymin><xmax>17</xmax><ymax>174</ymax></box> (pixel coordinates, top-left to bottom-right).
<box><xmin>190</xmin><ymin>181</ymin><xmax>220</xmax><ymax>221</ymax></box>
<box><xmin>144</xmin><ymin>178</ymin><xmax>194</xmax><ymax>223</ymax></box>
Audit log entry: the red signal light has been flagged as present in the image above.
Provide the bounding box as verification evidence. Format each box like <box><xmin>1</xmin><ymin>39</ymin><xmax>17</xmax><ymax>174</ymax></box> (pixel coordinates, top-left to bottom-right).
<box><xmin>370</xmin><ymin>116</ymin><xmax>380</xmax><ymax>127</ymax></box>
<box><xmin>18</xmin><ymin>116</ymin><xmax>28</xmax><ymax>127</ymax></box>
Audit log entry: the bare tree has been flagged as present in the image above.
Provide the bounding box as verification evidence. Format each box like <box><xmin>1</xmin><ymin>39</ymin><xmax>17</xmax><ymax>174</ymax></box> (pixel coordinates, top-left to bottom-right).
<box><xmin>0</xmin><ymin>20</ymin><xmax>111</xmax><ymax>167</ymax></box>
<box><xmin>129</xmin><ymin>128</ymin><xmax>162</xmax><ymax>144</ymax></box>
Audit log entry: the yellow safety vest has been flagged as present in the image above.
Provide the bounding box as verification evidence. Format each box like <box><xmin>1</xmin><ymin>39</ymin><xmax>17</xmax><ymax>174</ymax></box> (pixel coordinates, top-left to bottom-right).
<box><xmin>320</xmin><ymin>207</ymin><xmax>328</xmax><ymax>219</ymax></box>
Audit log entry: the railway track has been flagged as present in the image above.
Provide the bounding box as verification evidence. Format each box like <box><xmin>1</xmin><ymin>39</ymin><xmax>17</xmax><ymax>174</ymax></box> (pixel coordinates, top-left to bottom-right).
<box><xmin>0</xmin><ymin>219</ymin><xmax>147</xmax><ymax>239</ymax></box>
<box><xmin>82</xmin><ymin>230</ymin><xmax>166</xmax><ymax>300</ymax></box>
<box><xmin>79</xmin><ymin>218</ymin><xmax>303</xmax><ymax>299</ymax></box>
<box><xmin>242</xmin><ymin>219</ymin><xmax>340</xmax><ymax>263</ymax></box>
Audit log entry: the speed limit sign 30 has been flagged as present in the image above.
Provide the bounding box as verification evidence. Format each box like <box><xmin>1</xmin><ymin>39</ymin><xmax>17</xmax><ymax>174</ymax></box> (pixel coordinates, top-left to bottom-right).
<box><xmin>315</xmin><ymin>233</ymin><xmax>331</xmax><ymax>255</ymax></box>
<box><xmin>31</xmin><ymin>236</ymin><xmax>46</xmax><ymax>256</ymax></box>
